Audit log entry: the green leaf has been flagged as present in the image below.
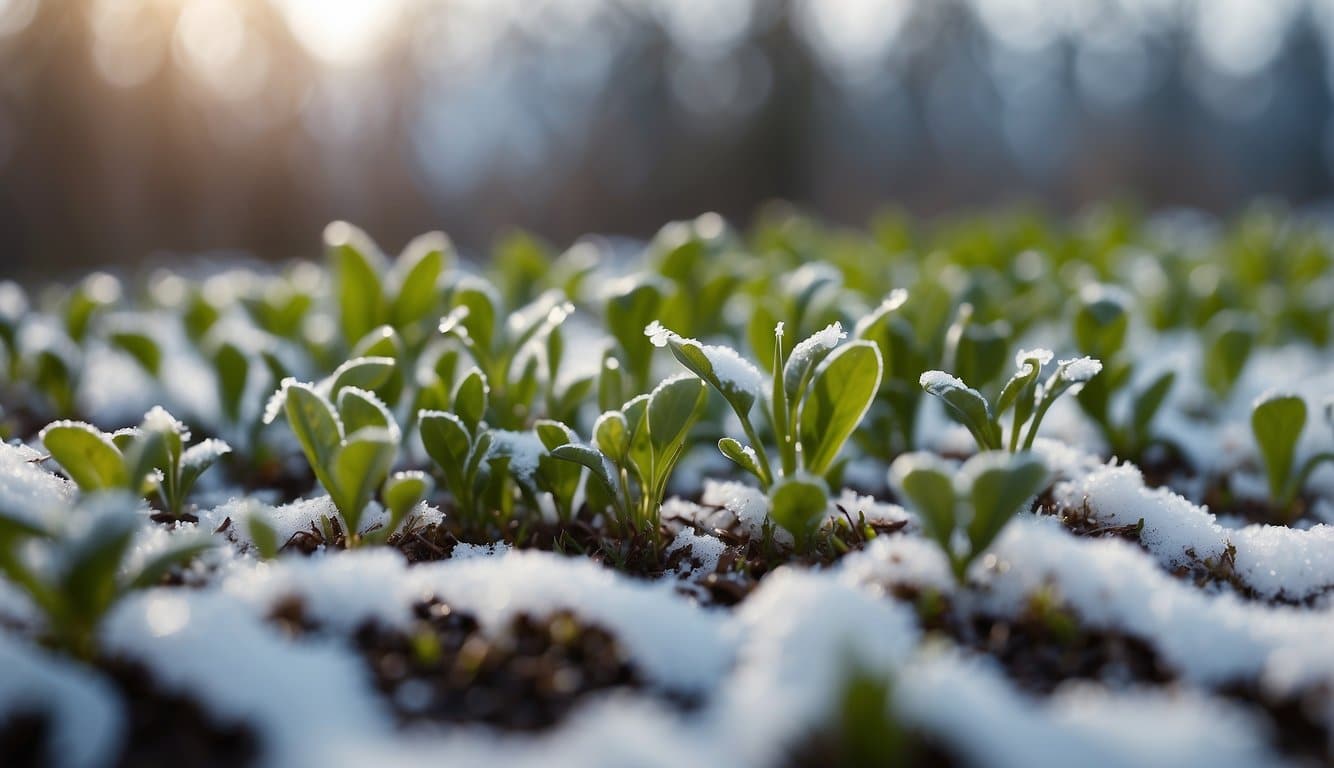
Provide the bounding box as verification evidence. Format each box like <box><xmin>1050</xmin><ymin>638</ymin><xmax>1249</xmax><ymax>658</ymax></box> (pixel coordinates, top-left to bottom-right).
<box><xmin>646</xmin><ymin>375</ymin><xmax>708</xmax><ymax>460</ymax></box>
<box><xmin>718</xmin><ymin>437</ymin><xmax>763</xmax><ymax>481</ymax></box>
<box><xmin>1131</xmin><ymin>371</ymin><xmax>1175</xmax><ymax>440</ymax></box>
<box><xmin>769</xmin><ymin>477</ymin><xmax>828</xmax><ymax>544</ymax></box>
<box><xmin>606</xmin><ymin>279</ymin><xmax>665</xmax><ymax>387</ymax></box>
<box><xmin>1203</xmin><ymin>311</ymin><xmax>1257</xmax><ymax>398</ymax></box>
<box><xmin>378</xmin><ymin>470</ymin><xmax>433</xmax><ymax>542</ymax></box>
<box><xmin>888</xmin><ymin>453</ymin><xmax>956</xmax><ymax>555</ymax></box>
<box><xmin>419</xmin><ymin>411</ymin><xmax>472</xmax><ymax>469</ymax></box>
<box><xmin>246</xmin><ymin>507</ymin><xmax>280</xmax><ymax>560</ymax></box>
<box><xmin>326</xmin><ymin>356</ymin><xmax>396</xmax><ymax>402</ymax></box>
<box><xmin>448</xmin><ymin>279</ymin><xmax>500</xmax><ymax>353</ymax></box>
<box><xmin>662</xmin><ymin>334</ymin><xmax>759</xmax><ymax>419</ymax></box>
<box><xmin>337</xmin><ymin>387</ymin><xmax>396</xmax><ymax>434</ymax></box>
<box><xmin>962</xmin><ymin>451</ymin><xmax>1047</xmax><ymax>557</ymax></box>
<box><xmin>598</xmin><ymin>354</ymin><xmax>624</xmax><ymax>412</ymax></box>
<box><xmin>213</xmin><ymin>341</ymin><xmax>249</xmax><ymax>425</ymax></box>
<box><xmin>109</xmin><ymin>331</ymin><xmax>162</xmax><ymax>377</ymax></box>
<box><xmin>535</xmin><ymin>419</ymin><xmax>576</xmax><ymax>451</ymax></box>
<box><xmin>390</xmin><ymin>232</ymin><xmax>449</xmax><ymax>328</ymax></box>
<box><xmin>282</xmin><ymin>383</ymin><xmax>344</xmax><ymax>472</ymax></box>
<box><xmin>593</xmin><ymin>410</ymin><xmax>630</xmax><ymax>463</ymax></box>
<box><xmin>945</xmin><ymin>307</ymin><xmax>1010</xmax><ymax>390</ymax></box>
<box><xmin>62</xmin><ymin>505</ymin><xmax>138</xmax><ymax>619</ymax></box>
<box><xmin>920</xmin><ymin>371</ymin><xmax>999</xmax><ymax>450</ymax></box>
<box><xmin>40</xmin><ymin>422</ymin><xmax>128</xmax><ymax>492</ymax></box>
<box><xmin>327</xmin><ymin>221</ymin><xmax>387</xmax><ymax>346</ymax></box>
<box><xmin>1252</xmin><ymin>393</ymin><xmax>1306</xmax><ymax>501</ymax></box>
<box><xmin>453</xmin><ymin>368</ymin><xmax>489</xmax><ymax>434</ymax></box>
<box><xmin>782</xmin><ymin>322</ymin><xmax>844</xmax><ymax>403</ymax></box>
<box><xmin>799</xmin><ymin>341</ymin><xmax>883</xmax><ymax>475</ymax></box>
<box><xmin>331</xmin><ymin>428</ymin><xmax>399</xmax><ymax>533</ymax></box>
<box><xmin>419</xmin><ymin>410</ymin><xmax>471</xmax><ymax>504</ymax></box>
<box><xmin>1073</xmin><ymin>286</ymin><xmax>1129</xmax><ymax>358</ymax></box>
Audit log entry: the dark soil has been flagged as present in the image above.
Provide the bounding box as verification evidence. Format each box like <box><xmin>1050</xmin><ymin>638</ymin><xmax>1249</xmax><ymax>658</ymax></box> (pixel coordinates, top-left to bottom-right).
<box><xmin>962</xmin><ymin>613</ymin><xmax>1173</xmax><ymax>695</ymax></box>
<box><xmin>0</xmin><ymin>663</ymin><xmax>258</xmax><ymax>768</ymax></box>
<box><xmin>1220</xmin><ymin>683</ymin><xmax>1332</xmax><ymax>766</ymax></box>
<box><xmin>0</xmin><ymin>710</ymin><xmax>48</xmax><ymax>768</ymax></box>
<box><xmin>105</xmin><ymin>660</ymin><xmax>259</xmax><ymax>768</ymax></box>
<box><xmin>351</xmin><ymin>599</ymin><xmax>657</xmax><ymax>731</ymax></box>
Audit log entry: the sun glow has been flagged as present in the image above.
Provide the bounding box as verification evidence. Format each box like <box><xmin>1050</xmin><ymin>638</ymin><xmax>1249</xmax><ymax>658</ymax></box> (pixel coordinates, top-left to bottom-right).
<box><xmin>275</xmin><ymin>0</ymin><xmax>406</xmax><ymax>66</ymax></box>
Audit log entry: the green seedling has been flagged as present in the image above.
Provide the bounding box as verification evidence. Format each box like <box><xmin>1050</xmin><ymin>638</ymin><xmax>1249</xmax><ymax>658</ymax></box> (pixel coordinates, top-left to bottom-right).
<box><xmin>551</xmin><ymin>374</ymin><xmax>708</xmax><ymax>551</ymax></box>
<box><xmin>1251</xmin><ymin>393</ymin><xmax>1334</xmax><ymax>524</ymax></box>
<box><xmin>438</xmin><ymin>279</ymin><xmax>574</xmax><ymax>428</ymax></box>
<box><xmin>40</xmin><ymin>408</ymin><xmax>229</xmax><ymax>518</ymax></box>
<box><xmin>327</xmin><ymin>221</ymin><xmax>451</xmax><ymax>346</ymax></box>
<box><xmin>603</xmin><ymin>276</ymin><xmax>668</xmax><ymax>395</ymax></box>
<box><xmin>921</xmin><ymin>349</ymin><xmax>1102</xmax><ymax>453</ymax></box>
<box><xmin>263</xmin><ymin>365</ymin><xmax>402</xmax><ymax>547</ymax></box>
<box><xmin>1202</xmin><ymin>310</ymin><xmax>1257</xmax><ymax>400</ymax></box>
<box><xmin>419</xmin><ymin>367</ymin><xmax>497</xmax><ymax>531</ymax></box>
<box><xmin>0</xmin><ymin>493</ymin><xmax>213</xmax><ymax>659</ymax></box>
<box><xmin>648</xmin><ymin>319</ymin><xmax>881</xmax><ymax>548</ymax></box>
<box><xmin>890</xmin><ymin>451</ymin><xmax>1048</xmax><ymax>580</ymax></box>
<box><xmin>63</xmin><ymin>272</ymin><xmax>122</xmax><ymax>344</ymax></box>
<box><xmin>1070</xmin><ymin>284</ymin><xmax>1175</xmax><ymax>459</ymax></box>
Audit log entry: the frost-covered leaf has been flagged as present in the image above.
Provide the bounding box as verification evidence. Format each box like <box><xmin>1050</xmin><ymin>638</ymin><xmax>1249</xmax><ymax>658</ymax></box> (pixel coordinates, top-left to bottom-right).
<box><xmin>40</xmin><ymin>422</ymin><xmax>127</xmax><ymax>492</ymax></box>
<box><xmin>920</xmin><ymin>370</ymin><xmax>998</xmax><ymax>450</ymax></box>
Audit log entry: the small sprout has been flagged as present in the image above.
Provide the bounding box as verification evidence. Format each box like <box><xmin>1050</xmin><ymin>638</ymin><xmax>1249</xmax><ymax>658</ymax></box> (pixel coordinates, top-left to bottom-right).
<box><xmin>419</xmin><ymin>368</ymin><xmax>495</xmax><ymax>532</ymax></box>
<box><xmin>138</xmin><ymin>407</ymin><xmax>231</xmax><ymax>518</ymax></box>
<box><xmin>650</xmin><ymin>319</ymin><xmax>881</xmax><ymax>546</ymax></box>
<box><xmin>943</xmin><ymin>303</ymin><xmax>1011</xmax><ymax>392</ymax></box>
<box><xmin>439</xmin><ymin>281</ymin><xmax>574</xmax><ymax>428</ymax></box>
<box><xmin>107</xmin><ymin>326</ymin><xmax>163</xmax><ymax>378</ymax></box>
<box><xmin>40</xmin><ymin>408</ymin><xmax>229</xmax><ymax>518</ymax></box>
<box><xmin>552</xmin><ymin>375</ymin><xmax>708</xmax><ymax>550</ymax></box>
<box><xmin>921</xmin><ymin>350</ymin><xmax>1102</xmax><ymax>452</ymax></box>
<box><xmin>0</xmin><ymin>493</ymin><xmax>212</xmax><ymax>659</ymax></box>
<box><xmin>1250</xmin><ymin>392</ymin><xmax>1334</xmax><ymax>524</ymax></box>
<box><xmin>245</xmin><ymin>504</ymin><xmax>281</xmax><ymax>561</ymax></box>
<box><xmin>64</xmin><ymin>272</ymin><xmax>122</xmax><ymax>343</ymax></box>
<box><xmin>364</xmin><ymin>471</ymin><xmax>434</xmax><ymax>546</ymax></box>
<box><xmin>327</xmin><ymin>222</ymin><xmax>451</xmax><ymax>347</ymax></box>
<box><xmin>1203</xmin><ymin>310</ymin><xmax>1257</xmax><ymax>399</ymax></box>
<box><xmin>890</xmin><ymin>451</ymin><xmax>1048</xmax><ymax>581</ymax></box>
<box><xmin>604</xmin><ymin>276</ymin><xmax>668</xmax><ymax>394</ymax></box>
<box><xmin>264</xmin><ymin>375</ymin><xmax>401</xmax><ymax>547</ymax></box>
<box><xmin>768</xmin><ymin>476</ymin><xmax>829</xmax><ymax>551</ymax></box>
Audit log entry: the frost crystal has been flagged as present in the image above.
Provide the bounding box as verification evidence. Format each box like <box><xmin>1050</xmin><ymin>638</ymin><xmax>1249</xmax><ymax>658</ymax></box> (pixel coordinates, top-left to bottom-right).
<box><xmin>645</xmin><ymin>321</ymin><xmax>764</xmax><ymax>397</ymax></box>
<box><xmin>1059</xmin><ymin>357</ymin><xmax>1103</xmax><ymax>383</ymax></box>
<box><xmin>789</xmin><ymin>322</ymin><xmax>846</xmax><ymax>362</ymax></box>
<box><xmin>919</xmin><ymin>370</ymin><xmax>967</xmax><ymax>391</ymax></box>
<box><xmin>261</xmin><ymin>378</ymin><xmax>297</xmax><ymax>425</ymax></box>
<box><xmin>1014</xmin><ymin>347</ymin><xmax>1054</xmax><ymax>369</ymax></box>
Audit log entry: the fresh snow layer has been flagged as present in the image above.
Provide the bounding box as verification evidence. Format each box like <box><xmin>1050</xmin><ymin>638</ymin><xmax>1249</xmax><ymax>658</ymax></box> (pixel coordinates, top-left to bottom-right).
<box><xmin>1056</xmin><ymin>459</ymin><xmax>1334</xmax><ymax>600</ymax></box>
<box><xmin>0</xmin><ymin>631</ymin><xmax>123</xmax><ymax>768</ymax></box>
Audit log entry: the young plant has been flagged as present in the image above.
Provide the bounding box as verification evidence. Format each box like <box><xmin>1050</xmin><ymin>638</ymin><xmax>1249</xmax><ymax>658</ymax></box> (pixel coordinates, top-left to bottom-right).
<box><xmin>551</xmin><ymin>374</ymin><xmax>708</xmax><ymax>551</ymax></box>
<box><xmin>1202</xmin><ymin>310</ymin><xmax>1257</xmax><ymax>400</ymax></box>
<box><xmin>1250</xmin><ymin>393</ymin><xmax>1334</xmax><ymax>524</ymax></box>
<box><xmin>263</xmin><ymin>361</ymin><xmax>402</xmax><ymax>547</ymax></box>
<box><xmin>647</xmin><ymin>319</ymin><xmax>882</xmax><ymax>548</ymax></box>
<box><xmin>418</xmin><ymin>367</ymin><xmax>497</xmax><ymax>532</ymax></box>
<box><xmin>438</xmin><ymin>278</ymin><xmax>574</xmax><ymax>429</ymax></box>
<box><xmin>920</xmin><ymin>349</ymin><xmax>1103</xmax><ymax>453</ymax></box>
<box><xmin>1070</xmin><ymin>284</ymin><xmax>1176</xmax><ymax>459</ymax></box>
<box><xmin>0</xmin><ymin>493</ymin><xmax>212</xmax><ymax>659</ymax></box>
<box><xmin>40</xmin><ymin>408</ymin><xmax>230</xmax><ymax>518</ymax></box>
<box><xmin>889</xmin><ymin>451</ymin><xmax>1048</xmax><ymax>580</ymax></box>
<box><xmin>327</xmin><ymin>221</ymin><xmax>451</xmax><ymax>347</ymax></box>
